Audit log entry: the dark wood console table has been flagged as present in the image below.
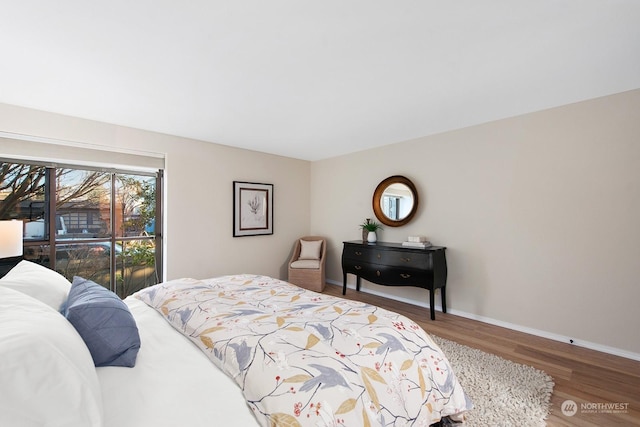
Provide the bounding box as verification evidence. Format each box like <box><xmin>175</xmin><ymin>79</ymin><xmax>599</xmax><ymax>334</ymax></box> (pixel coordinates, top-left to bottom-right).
<box><xmin>341</xmin><ymin>241</ymin><xmax>447</xmax><ymax>320</ymax></box>
<box><xmin>0</xmin><ymin>256</ymin><xmax>22</xmax><ymax>279</ymax></box>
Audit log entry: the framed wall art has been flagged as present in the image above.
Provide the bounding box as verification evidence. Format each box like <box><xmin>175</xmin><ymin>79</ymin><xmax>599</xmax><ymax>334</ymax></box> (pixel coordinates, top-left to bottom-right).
<box><xmin>233</xmin><ymin>181</ymin><xmax>274</xmax><ymax>237</ymax></box>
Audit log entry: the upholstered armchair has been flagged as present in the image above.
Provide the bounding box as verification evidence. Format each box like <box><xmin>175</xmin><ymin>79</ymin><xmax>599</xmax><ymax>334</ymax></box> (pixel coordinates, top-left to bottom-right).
<box><xmin>287</xmin><ymin>236</ymin><xmax>326</xmax><ymax>292</ymax></box>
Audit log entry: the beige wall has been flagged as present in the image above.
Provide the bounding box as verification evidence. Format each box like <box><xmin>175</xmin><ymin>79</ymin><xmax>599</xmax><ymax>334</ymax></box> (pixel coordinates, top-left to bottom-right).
<box><xmin>0</xmin><ymin>103</ymin><xmax>311</xmax><ymax>282</ymax></box>
<box><xmin>3</xmin><ymin>90</ymin><xmax>639</xmax><ymax>358</ymax></box>
<box><xmin>311</xmin><ymin>89</ymin><xmax>640</xmax><ymax>357</ymax></box>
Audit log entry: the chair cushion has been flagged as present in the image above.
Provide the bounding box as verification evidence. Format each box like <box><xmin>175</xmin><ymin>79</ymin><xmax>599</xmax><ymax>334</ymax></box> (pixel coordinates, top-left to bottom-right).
<box><xmin>298</xmin><ymin>239</ymin><xmax>322</xmax><ymax>260</ymax></box>
<box><xmin>290</xmin><ymin>259</ymin><xmax>320</xmax><ymax>269</ymax></box>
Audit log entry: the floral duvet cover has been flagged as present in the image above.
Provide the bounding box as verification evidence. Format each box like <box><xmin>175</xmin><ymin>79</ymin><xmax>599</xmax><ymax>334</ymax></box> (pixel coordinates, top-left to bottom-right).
<box><xmin>135</xmin><ymin>274</ymin><xmax>471</xmax><ymax>426</ymax></box>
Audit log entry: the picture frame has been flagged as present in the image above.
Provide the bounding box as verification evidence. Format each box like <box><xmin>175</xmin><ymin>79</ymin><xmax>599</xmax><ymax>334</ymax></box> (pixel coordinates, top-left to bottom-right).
<box><xmin>233</xmin><ymin>181</ymin><xmax>274</xmax><ymax>237</ymax></box>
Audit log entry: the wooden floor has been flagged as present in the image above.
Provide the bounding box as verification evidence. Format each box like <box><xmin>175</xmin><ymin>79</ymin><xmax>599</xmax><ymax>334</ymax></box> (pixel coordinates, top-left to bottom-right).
<box><xmin>323</xmin><ymin>284</ymin><xmax>640</xmax><ymax>426</ymax></box>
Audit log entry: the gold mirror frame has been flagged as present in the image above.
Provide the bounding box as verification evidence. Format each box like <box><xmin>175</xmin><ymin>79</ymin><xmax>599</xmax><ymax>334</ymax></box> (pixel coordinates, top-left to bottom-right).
<box><xmin>372</xmin><ymin>175</ymin><xmax>419</xmax><ymax>227</ymax></box>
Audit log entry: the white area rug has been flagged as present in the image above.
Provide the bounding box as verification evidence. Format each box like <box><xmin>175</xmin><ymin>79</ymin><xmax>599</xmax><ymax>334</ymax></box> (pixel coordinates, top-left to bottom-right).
<box><xmin>432</xmin><ymin>335</ymin><xmax>554</xmax><ymax>427</ymax></box>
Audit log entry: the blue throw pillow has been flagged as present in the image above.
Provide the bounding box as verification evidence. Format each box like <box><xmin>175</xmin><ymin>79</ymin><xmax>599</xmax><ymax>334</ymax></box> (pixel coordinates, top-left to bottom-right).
<box><xmin>62</xmin><ymin>276</ymin><xmax>140</xmax><ymax>367</ymax></box>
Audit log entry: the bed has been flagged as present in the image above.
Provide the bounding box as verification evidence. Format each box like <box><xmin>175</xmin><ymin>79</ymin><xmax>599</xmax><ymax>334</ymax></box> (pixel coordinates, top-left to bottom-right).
<box><xmin>0</xmin><ymin>261</ymin><xmax>472</xmax><ymax>427</ymax></box>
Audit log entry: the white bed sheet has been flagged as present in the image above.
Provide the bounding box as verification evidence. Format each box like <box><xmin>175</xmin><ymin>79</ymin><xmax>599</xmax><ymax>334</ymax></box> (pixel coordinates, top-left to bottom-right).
<box><xmin>97</xmin><ymin>297</ymin><xmax>259</xmax><ymax>427</ymax></box>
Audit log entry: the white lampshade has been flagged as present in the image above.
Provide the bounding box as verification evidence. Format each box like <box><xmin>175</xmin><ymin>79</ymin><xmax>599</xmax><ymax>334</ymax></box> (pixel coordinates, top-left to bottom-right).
<box><xmin>0</xmin><ymin>220</ymin><xmax>23</xmax><ymax>258</ymax></box>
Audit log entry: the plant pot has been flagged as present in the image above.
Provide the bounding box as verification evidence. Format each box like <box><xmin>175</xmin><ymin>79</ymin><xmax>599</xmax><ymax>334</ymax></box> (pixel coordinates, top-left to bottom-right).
<box><xmin>367</xmin><ymin>231</ymin><xmax>377</xmax><ymax>243</ymax></box>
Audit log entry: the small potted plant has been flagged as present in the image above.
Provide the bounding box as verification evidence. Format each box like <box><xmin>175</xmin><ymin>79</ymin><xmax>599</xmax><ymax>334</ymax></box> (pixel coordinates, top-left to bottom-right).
<box><xmin>360</xmin><ymin>218</ymin><xmax>382</xmax><ymax>243</ymax></box>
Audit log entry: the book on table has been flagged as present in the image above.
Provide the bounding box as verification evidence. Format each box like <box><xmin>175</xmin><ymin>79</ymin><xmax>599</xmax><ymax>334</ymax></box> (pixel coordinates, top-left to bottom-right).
<box><xmin>402</xmin><ymin>241</ymin><xmax>432</xmax><ymax>248</ymax></box>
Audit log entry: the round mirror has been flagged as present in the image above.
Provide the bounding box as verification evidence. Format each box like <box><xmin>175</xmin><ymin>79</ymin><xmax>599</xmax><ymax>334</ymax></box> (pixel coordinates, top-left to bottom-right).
<box><xmin>372</xmin><ymin>175</ymin><xmax>419</xmax><ymax>227</ymax></box>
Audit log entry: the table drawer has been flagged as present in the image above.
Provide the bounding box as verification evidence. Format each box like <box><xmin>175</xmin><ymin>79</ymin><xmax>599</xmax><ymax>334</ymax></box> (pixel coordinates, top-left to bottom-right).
<box><xmin>354</xmin><ymin>263</ymin><xmax>428</xmax><ymax>287</ymax></box>
<box><xmin>343</xmin><ymin>244</ymin><xmax>431</xmax><ymax>269</ymax></box>
<box><xmin>378</xmin><ymin>251</ymin><xmax>431</xmax><ymax>269</ymax></box>
<box><xmin>342</xmin><ymin>245</ymin><xmax>374</xmax><ymax>261</ymax></box>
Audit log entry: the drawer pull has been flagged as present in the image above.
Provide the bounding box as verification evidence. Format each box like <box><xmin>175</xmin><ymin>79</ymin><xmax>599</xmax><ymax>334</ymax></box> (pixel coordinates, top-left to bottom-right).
<box><xmin>400</xmin><ymin>273</ymin><xmax>411</xmax><ymax>279</ymax></box>
<box><xmin>401</xmin><ymin>257</ymin><xmax>411</xmax><ymax>262</ymax></box>
<box><xmin>354</xmin><ymin>265</ymin><xmax>362</xmax><ymax>270</ymax></box>
<box><xmin>376</xmin><ymin>270</ymin><xmax>381</xmax><ymax>276</ymax></box>
<box><xmin>355</xmin><ymin>251</ymin><xmax>362</xmax><ymax>256</ymax></box>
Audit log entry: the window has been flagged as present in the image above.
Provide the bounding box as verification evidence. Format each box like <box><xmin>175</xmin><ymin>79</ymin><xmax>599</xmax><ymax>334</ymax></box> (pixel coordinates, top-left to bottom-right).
<box><xmin>0</xmin><ymin>160</ymin><xmax>163</xmax><ymax>298</ymax></box>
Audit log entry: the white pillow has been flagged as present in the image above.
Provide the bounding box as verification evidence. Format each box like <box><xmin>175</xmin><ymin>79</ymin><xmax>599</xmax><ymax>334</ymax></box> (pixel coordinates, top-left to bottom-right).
<box><xmin>0</xmin><ymin>260</ymin><xmax>72</xmax><ymax>310</ymax></box>
<box><xmin>0</xmin><ymin>286</ymin><xmax>104</xmax><ymax>427</ymax></box>
<box><xmin>298</xmin><ymin>239</ymin><xmax>322</xmax><ymax>260</ymax></box>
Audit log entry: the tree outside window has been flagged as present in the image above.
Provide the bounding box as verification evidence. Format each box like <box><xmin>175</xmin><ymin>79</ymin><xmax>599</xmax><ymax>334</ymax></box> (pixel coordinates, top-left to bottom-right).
<box><xmin>0</xmin><ymin>160</ymin><xmax>162</xmax><ymax>298</ymax></box>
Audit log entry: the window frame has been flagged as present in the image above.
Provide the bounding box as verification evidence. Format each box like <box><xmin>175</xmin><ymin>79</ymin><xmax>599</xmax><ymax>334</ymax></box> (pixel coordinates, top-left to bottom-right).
<box><xmin>1</xmin><ymin>157</ymin><xmax>163</xmax><ymax>295</ymax></box>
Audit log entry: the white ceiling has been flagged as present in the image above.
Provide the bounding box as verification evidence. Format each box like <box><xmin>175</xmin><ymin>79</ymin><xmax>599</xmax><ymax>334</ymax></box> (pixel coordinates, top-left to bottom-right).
<box><xmin>1</xmin><ymin>1</ymin><xmax>639</xmax><ymax>161</ymax></box>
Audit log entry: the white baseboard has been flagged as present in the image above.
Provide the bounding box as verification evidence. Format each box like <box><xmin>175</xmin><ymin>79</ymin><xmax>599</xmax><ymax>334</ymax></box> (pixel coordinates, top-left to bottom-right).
<box><xmin>326</xmin><ymin>280</ymin><xmax>640</xmax><ymax>362</ymax></box>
